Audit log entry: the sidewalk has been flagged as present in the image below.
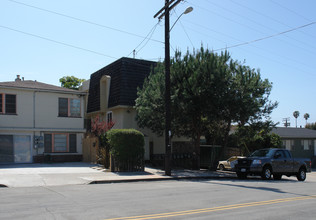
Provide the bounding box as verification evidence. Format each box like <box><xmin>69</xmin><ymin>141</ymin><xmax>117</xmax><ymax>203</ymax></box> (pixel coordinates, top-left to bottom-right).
<box><xmin>0</xmin><ymin>162</ymin><xmax>236</xmax><ymax>188</ymax></box>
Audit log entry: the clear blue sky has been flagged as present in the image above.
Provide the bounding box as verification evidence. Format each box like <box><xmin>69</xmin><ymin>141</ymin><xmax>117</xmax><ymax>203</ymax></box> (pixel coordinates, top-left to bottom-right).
<box><xmin>1</xmin><ymin>0</ymin><xmax>316</xmax><ymax>127</ymax></box>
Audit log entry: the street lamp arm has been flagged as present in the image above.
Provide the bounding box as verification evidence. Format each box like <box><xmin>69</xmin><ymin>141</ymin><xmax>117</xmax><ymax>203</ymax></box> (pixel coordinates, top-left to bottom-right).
<box><xmin>170</xmin><ymin>7</ymin><xmax>193</xmax><ymax>32</ymax></box>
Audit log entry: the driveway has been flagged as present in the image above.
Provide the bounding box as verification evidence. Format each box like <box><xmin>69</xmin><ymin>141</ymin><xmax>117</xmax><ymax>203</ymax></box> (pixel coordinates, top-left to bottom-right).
<box><xmin>0</xmin><ymin>162</ymin><xmax>106</xmax><ymax>188</ymax></box>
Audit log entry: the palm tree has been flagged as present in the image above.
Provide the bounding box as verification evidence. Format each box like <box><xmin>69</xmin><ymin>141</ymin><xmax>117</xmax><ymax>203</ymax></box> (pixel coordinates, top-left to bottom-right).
<box><xmin>293</xmin><ymin>111</ymin><xmax>300</xmax><ymax>128</ymax></box>
<box><xmin>304</xmin><ymin>113</ymin><xmax>310</xmax><ymax>125</ymax></box>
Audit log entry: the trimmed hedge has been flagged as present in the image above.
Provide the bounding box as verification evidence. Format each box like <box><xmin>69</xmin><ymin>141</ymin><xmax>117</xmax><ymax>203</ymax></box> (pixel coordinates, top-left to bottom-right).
<box><xmin>107</xmin><ymin>129</ymin><xmax>145</xmax><ymax>172</ymax></box>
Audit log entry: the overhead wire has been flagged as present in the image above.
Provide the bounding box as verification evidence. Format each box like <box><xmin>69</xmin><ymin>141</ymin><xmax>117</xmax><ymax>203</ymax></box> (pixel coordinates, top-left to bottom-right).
<box><xmin>7</xmin><ymin>0</ymin><xmax>164</xmax><ymax>45</ymax></box>
<box><xmin>212</xmin><ymin>22</ymin><xmax>316</xmax><ymax>52</ymax></box>
<box><xmin>0</xmin><ymin>25</ymin><xmax>118</xmax><ymax>59</ymax></box>
<box><xmin>127</xmin><ymin>21</ymin><xmax>161</xmax><ymax>58</ymax></box>
<box><xmin>201</xmin><ymin>0</ymin><xmax>316</xmax><ymax>52</ymax></box>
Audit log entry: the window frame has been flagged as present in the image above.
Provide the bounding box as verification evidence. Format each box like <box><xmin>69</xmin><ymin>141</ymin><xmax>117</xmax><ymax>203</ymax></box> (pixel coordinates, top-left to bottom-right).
<box><xmin>0</xmin><ymin>93</ymin><xmax>17</xmax><ymax>115</ymax></box>
<box><xmin>107</xmin><ymin>111</ymin><xmax>113</xmax><ymax>124</ymax></box>
<box><xmin>58</xmin><ymin>97</ymin><xmax>81</xmax><ymax>118</ymax></box>
<box><xmin>52</xmin><ymin>133</ymin><xmax>69</xmax><ymax>153</ymax></box>
<box><xmin>44</xmin><ymin>133</ymin><xmax>77</xmax><ymax>153</ymax></box>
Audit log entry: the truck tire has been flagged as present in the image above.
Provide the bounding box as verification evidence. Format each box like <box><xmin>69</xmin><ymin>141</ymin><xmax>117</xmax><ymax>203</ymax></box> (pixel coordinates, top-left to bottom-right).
<box><xmin>261</xmin><ymin>166</ymin><xmax>272</xmax><ymax>180</ymax></box>
<box><xmin>273</xmin><ymin>174</ymin><xmax>282</xmax><ymax>180</ymax></box>
<box><xmin>297</xmin><ymin>168</ymin><xmax>306</xmax><ymax>181</ymax></box>
<box><xmin>237</xmin><ymin>172</ymin><xmax>247</xmax><ymax>179</ymax></box>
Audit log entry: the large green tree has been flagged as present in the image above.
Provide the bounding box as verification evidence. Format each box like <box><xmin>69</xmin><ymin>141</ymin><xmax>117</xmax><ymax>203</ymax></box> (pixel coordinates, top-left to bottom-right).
<box><xmin>136</xmin><ymin>47</ymin><xmax>277</xmax><ymax>169</ymax></box>
<box><xmin>59</xmin><ymin>76</ymin><xmax>85</xmax><ymax>90</ymax></box>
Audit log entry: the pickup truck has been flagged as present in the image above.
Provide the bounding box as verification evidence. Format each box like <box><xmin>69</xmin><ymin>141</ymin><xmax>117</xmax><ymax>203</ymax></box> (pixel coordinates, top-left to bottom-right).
<box><xmin>235</xmin><ymin>148</ymin><xmax>311</xmax><ymax>181</ymax></box>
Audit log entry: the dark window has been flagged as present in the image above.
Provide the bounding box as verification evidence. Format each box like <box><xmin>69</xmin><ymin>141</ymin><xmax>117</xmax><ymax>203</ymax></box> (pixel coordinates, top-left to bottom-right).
<box><xmin>0</xmin><ymin>135</ymin><xmax>14</xmax><ymax>163</ymax></box>
<box><xmin>44</xmin><ymin>134</ymin><xmax>52</xmax><ymax>153</ymax></box>
<box><xmin>58</xmin><ymin>98</ymin><xmax>81</xmax><ymax>117</ymax></box>
<box><xmin>69</xmin><ymin>134</ymin><xmax>77</xmax><ymax>153</ymax></box>
<box><xmin>58</xmin><ymin>98</ymin><xmax>68</xmax><ymax>117</ymax></box>
<box><xmin>0</xmin><ymin>94</ymin><xmax>2</xmax><ymax>113</ymax></box>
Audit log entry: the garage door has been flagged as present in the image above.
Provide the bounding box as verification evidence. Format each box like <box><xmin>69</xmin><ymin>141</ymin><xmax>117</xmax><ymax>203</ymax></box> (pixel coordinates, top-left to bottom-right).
<box><xmin>0</xmin><ymin>135</ymin><xmax>32</xmax><ymax>163</ymax></box>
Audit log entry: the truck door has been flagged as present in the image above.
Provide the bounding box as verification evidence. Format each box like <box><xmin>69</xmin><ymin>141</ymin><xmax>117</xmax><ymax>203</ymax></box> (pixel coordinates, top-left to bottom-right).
<box><xmin>272</xmin><ymin>150</ymin><xmax>287</xmax><ymax>173</ymax></box>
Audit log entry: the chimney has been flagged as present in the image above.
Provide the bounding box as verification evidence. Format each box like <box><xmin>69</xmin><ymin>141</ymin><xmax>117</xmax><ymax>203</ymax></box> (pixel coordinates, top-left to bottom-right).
<box><xmin>15</xmin><ymin>75</ymin><xmax>21</xmax><ymax>82</ymax></box>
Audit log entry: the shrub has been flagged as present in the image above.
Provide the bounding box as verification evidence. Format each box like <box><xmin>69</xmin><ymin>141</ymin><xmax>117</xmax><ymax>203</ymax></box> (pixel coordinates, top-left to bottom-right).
<box><xmin>107</xmin><ymin>129</ymin><xmax>145</xmax><ymax>171</ymax></box>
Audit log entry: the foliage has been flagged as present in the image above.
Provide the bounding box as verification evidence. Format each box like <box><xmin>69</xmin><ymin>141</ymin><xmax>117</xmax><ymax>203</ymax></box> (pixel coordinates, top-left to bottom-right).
<box><xmin>293</xmin><ymin>110</ymin><xmax>300</xmax><ymax>127</ymax></box>
<box><xmin>107</xmin><ymin>129</ymin><xmax>145</xmax><ymax>171</ymax></box>
<box><xmin>135</xmin><ymin>46</ymin><xmax>278</xmax><ymax>168</ymax></box>
<box><xmin>233</xmin><ymin>121</ymin><xmax>281</xmax><ymax>155</ymax></box>
<box><xmin>304</xmin><ymin>113</ymin><xmax>310</xmax><ymax>124</ymax></box>
<box><xmin>306</xmin><ymin>122</ymin><xmax>316</xmax><ymax>130</ymax></box>
<box><xmin>91</xmin><ymin>114</ymin><xmax>114</xmax><ymax>168</ymax></box>
<box><xmin>59</xmin><ymin>76</ymin><xmax>85</xmax><ymax>90</ymax></box>
<box><xmin>91</xmin><ymin>114</ymin><xmax>115</xmax><ymax>136</ymax></box>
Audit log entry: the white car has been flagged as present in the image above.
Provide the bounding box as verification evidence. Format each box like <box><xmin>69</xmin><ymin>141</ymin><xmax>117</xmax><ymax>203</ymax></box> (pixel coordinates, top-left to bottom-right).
<box><xmin>217</xmin><ymin>156</ymin><xmax>245</xmax><ymax>171</ymax></box>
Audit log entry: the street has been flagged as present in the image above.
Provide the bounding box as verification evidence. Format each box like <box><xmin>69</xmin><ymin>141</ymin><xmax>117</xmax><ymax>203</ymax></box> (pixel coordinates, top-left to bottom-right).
<box><xmin>1</xmin><ymin>173</ymin><xmax>316</xmax><ymax>219</ymax></box>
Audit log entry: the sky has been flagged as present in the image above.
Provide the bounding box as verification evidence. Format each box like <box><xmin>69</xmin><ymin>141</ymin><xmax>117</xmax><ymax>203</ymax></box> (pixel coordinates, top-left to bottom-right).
<box><xmin>1</xmin><ymin>0</ymin><xmax>316</xmax><ymax>128</ymax></box>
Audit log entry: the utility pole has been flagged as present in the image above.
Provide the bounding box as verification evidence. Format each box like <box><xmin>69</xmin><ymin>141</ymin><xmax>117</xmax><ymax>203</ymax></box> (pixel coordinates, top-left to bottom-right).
<box><xmin>283</xmin><ymin>117</ymin><xmax>290</xmax><ymax>128</ymax></box>
<box><xmin>154</xmin><ymin>0</ymin><xmax>181</xmax><ymax>176</ymax></box>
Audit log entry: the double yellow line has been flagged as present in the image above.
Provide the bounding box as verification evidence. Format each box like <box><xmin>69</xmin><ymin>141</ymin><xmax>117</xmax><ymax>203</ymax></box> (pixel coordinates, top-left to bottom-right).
<box><xmin>106</xmin><ymin>195</ymin><xmax>316</xmax><ymax>220</ymax></box>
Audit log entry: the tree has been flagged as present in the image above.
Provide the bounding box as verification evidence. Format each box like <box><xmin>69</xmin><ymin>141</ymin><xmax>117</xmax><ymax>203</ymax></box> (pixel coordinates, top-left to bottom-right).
<box><xmin>306</xmin><ymin>122</ymin><xmax>316</xmax><ymax>130</ymax></box>
<box><xmin>136</xmin><ymin>47</ymin><xmax>277</xmax><ymax>169</ymax></box>
<box><xmin>293</xmin><ymin>111</ymin><xmax>300</xmax><ymax>128</ymax></box>
<box><xmin>59</xmin><ymin>76</ymin><xmax>85</xmax><ymax>90</ymax></box>
<box><xmin>304</xmin><ymin>113</ymin><xmax>310</xmax><ymax>125</ymax></box>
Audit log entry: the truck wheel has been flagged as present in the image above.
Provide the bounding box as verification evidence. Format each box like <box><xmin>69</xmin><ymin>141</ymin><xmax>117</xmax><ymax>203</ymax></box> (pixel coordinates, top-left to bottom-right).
<box><xmin>297</xmin><ymin>168</ymin><xmax>306</xmax><ymax>181</ymax></box>
<box><xmin>237</xmin><ymin>172</ymin><xmax>247</xmax><ymax>179</ymax></box>
<box><xmin>261</xmin><ymin>166</ymin><xmax>272</xmax><ymax>180</ymax></box>
<box><xmin>273</xmin><ymin>174</ymin><xmax>282</xmax><ymax>180</ymax></box>
<box><xmin>219</xmin><ymin>164</ymin><xmax>225</xmax><ymax>171</ymax></box>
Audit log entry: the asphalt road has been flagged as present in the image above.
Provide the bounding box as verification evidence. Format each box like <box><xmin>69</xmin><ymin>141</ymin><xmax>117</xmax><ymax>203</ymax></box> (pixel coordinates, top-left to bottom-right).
<box><xmin>1</xmin><ymin>173</ymin><xmax>316</xmax><ymax>220</ymax></box>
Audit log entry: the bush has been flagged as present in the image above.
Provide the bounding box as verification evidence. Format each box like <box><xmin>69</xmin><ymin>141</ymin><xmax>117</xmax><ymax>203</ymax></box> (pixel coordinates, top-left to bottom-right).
<box><xmin>107</xmin><ymin>129</ymin><xmax>145</xmax><ymax>171</ymax></box>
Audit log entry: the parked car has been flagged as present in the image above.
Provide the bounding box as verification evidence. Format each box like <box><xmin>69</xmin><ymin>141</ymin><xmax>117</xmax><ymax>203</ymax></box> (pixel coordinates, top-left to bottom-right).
<box><xmin>235</xmin><ymin>148</ymin><xmax>312</xmax><ymax>181</ymax></box>
<box><xmin>217</xmin><ymin>156</ymin><xmax>245</xmax><ymax>171</ymax></box>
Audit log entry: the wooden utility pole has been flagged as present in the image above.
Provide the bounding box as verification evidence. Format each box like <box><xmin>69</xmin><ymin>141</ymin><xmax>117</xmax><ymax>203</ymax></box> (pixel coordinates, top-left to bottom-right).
<box><xmin>154</xmin><ymin>0</ymin><xmax>181</xmax><ymax>176</ymax></box>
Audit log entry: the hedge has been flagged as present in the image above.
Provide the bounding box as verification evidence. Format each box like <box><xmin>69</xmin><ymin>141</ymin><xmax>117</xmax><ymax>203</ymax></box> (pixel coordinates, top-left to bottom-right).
<box><xmin>107</xmin><ymin>129</ymin><xmax>145</xmax><ymax>171</ymax></box>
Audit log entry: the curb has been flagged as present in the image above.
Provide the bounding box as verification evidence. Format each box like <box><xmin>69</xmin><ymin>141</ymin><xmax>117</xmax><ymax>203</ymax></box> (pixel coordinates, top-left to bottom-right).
<box><xmin>89</xmin><ymin>174</ymin><xmax>237</xmax><ymax>184</ymax></box>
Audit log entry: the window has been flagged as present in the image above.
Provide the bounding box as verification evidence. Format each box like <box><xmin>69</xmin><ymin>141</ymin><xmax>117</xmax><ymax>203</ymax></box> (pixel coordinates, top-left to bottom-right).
<box><xmin>44</xmin><ymin>133</ymin><xmax>77</xmax><ymax>153</ymax></box>
<box><xmin>107</xmin><ymin>111</ymin><xmax>113</xmax><ymax>124</ymax></box>
<box><xmin>58</xmin><ymin>98</ymin><xmax>81</xmax><ymax>117</ymax></box>
<box><xmin>301</xmin><ymin>140</ymin><xmax>312</xmax><ymax>150</ymax></box>
<box><xmin>285</xmin><ymin>140</ymin><xmax>292</xmax><ymax>151</ymax></box>
<box><xmin>0</xmin><ymin>94</ymin><xmax>16</xmax><ymax>114</ymax></box>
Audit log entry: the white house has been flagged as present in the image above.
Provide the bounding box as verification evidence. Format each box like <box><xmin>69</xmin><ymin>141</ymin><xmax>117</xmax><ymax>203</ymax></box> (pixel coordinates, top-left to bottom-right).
<box><xmin>0</xmin><ymin>75</ymin><xmax>86</xmax><ymax>163</ymax></box>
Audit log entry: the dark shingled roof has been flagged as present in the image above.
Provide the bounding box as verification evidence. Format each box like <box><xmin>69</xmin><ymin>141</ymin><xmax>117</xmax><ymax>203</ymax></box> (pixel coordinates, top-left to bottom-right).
<box><xmin>87</xmin><ymin>57</ymin><xmax>156</xmax><ymax>113</ymax></box>
<box><xmin>272</xmin><ymin>127</ymin><xmax>316</xmax><ymax>138</ymax></box>
<box><xmin>0</xmin><ymin>80</ymin><xmax>83</xmax><ymax>94</ymax></box>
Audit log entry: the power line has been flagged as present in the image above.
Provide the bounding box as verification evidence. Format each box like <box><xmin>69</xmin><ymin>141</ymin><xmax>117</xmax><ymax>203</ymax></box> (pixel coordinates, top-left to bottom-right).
<box><xmin>0</xmin><ymin>25</ymin><xmax>118</xmax><ymax>59</ymax></box>
<box><xmin>213</xmin><ymin>22</ymin><xmax>316</xmax><ymax>52</ymax></box>
<box><xmin>7</xmin><ymin>0</ymin><xmax>164</xmax><ymax>45</ymax></box>
<box><xmin>269</xmin><ymin>0</ymin><xmax>313</xmax><ymax>23</ymax></box>
<box><xmin>127</xmin><ymin>22</ymin><xmax>161</xmax><ymax>58</ymax></box>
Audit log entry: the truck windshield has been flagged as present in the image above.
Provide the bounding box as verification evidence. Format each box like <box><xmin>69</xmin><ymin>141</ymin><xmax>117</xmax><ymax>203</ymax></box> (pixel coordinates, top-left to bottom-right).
<box><xmin>249</xmin><ymin>149</ymin><xmax>274</xmax><ymax>157</ymax></box>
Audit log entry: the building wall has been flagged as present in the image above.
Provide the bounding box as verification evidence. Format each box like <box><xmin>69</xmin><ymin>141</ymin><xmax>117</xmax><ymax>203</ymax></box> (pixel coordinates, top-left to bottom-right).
<box><xmin>0</xmin><ymin>87</ymin><xmax>85</xmax><ymax>163</ymax></box>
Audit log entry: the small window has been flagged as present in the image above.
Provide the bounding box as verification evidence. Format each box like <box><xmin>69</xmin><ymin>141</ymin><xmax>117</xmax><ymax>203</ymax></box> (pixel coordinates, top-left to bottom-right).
<box><xmin>107</xmin><ymin>111</ymin><xmax>113</xmax><ymax>124</ymax></box>
<box><xmin>53</xmin><ymin>134</ymin><xmax>68</xmax><ymax>152</ymax></box>
<box><xmin>285</xmin><ymin>140</ymin><xmax>292</xmax><ymax>150</ymax></box>
<box><xmin>0</xmin><ymin>94</ymin><xmax>3</xmax><ymax>113</ymax></box>
<box><xmin>303</xmin><ymin>140</ymin><xmax>310</xmax><ymax>150</ymax></box>
<box><xmin>58</xmin><ymin>98</ymin><xmax>81</xmax><ymax>117</ymax></box>
<box><xmin>6</xmin><ymin>94</ymin><xmax>16</xmax><ymax>114</ymax></box>
<box><xmin>0</xmin><ymin>94</ymin><xmax>16</xmax><ymax>114</ymax></box>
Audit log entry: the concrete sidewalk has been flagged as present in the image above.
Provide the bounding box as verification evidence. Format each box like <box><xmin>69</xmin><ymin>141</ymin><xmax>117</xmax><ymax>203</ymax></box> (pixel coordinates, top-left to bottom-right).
<box><xmin>0</xmin><ymin>162</ymin><xmax>236</xmax><ymax>188</ymax></box>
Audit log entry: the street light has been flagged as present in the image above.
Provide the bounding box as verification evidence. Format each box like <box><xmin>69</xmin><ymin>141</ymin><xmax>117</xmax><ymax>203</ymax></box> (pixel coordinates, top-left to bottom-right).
<box><xmin>170</xmin><ymin>7</ymin><xmax>193</xmax><ymax>31</ymax></box>
<box><xmin>154</xmin><ymin>1</ymin><xmax>193</xmax><ymax>176</ymax></box>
